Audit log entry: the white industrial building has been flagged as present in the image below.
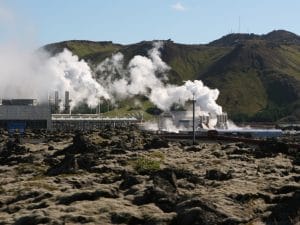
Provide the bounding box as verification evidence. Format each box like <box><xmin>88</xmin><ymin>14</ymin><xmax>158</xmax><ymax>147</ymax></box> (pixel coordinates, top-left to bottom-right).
<box><xmin>0</xmin><ymin>93</ymin><xmax>139</xmax><ymax>132</ymax></box>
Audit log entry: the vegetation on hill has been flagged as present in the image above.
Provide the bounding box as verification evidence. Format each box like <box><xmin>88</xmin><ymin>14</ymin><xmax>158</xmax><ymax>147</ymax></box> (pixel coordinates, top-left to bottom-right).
<box><xmin>44</xmin><ymin>30</ymin><xmax>300</xmax><ymax>122</ymax></box>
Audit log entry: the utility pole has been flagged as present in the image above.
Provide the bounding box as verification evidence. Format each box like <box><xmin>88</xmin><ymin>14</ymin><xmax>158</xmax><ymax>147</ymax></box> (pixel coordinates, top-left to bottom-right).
<box><xmin>192</xmin><ymin>94</ymin><xmax>196</xmax><ymax>145</ymax></box>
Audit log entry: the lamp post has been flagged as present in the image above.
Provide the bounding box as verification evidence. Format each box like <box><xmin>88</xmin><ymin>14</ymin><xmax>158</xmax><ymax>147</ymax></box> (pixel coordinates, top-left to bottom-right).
<box><xmin>192</xmin><ymin>93</ymin><xmax>196</xmax><ymax>145</ymax></box>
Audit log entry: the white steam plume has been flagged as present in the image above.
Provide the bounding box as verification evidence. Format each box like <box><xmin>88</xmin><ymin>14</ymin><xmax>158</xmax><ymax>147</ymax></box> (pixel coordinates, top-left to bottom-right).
<box><xmin>97</xmin><ymin>41</ymin><xmax>222</xmax><ymax>116</ymax></box>
<box><xmin>97</xmin><ymin>42</ymin><xmax>169</xmax><ymax>100</ymax></box>
<box><xmin>47</xmin><ymin>49</ymin><xmax>109</xmax><ymax>108</ymax></box>
<box><xmin>0</xmin><ymin>45</ymin><xmax>109</xmax><ymax>108</ymax></box>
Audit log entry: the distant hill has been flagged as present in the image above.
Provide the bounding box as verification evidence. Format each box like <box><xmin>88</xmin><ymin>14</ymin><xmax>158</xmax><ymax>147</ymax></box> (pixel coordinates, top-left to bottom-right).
<box><xmin>44</xmin><ymin>30</ymin><xmax>300</xmax><ymax>122</ymax></box>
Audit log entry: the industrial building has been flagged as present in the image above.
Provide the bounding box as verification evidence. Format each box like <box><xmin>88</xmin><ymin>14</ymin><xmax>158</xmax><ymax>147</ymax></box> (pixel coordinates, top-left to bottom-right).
<box><xmin>0</xmin><ymin>99</ymin><xmax>52</xmax><ymax>132</ymax></box>
<box><xmin>0</xmin><ymin>91</ymin><xmax>139</xmax><ymax>133</ymax></box>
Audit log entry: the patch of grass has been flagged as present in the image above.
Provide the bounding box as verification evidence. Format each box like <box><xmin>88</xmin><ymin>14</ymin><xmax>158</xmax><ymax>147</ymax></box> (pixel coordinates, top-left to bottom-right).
<box><xmin>131</xmin><ymin>157</ymin><xmax>161</xmax><ymax>174</ymax></box>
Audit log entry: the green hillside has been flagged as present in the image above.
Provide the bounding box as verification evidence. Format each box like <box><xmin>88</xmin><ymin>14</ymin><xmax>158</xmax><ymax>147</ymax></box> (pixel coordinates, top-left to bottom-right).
<box><xmin>43</xmin><ymin>30</ymin><xmax>300</xmax><ymax>122</ymax></box>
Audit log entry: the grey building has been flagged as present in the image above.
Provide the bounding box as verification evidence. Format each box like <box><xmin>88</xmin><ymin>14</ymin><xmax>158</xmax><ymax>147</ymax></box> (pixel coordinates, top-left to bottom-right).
<box><xmin>0</xmin><ymin>99</ymin><xmax>52</xmax><ymax>132</ymax></box>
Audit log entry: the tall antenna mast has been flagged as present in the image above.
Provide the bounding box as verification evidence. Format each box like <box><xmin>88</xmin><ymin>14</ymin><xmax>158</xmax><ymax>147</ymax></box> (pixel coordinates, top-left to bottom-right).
<box><xmin>238</xmin><ymin>16</ymin><xmax>241</xmax><ymax>33</ymax></box>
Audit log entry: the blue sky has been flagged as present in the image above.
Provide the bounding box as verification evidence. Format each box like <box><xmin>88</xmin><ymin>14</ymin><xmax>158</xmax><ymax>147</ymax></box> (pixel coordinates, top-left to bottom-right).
<box><xmin>1</xmin><ymin>0</ymin><xmax>300</xmax><ymax>46</ymax></box>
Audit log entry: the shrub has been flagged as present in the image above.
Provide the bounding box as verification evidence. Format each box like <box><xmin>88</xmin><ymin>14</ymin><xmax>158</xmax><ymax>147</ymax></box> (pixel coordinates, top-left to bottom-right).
<box><xmin>132</xmin><ymin>157</ymin><xmax>160</xmax><ymax>174</ymax></box>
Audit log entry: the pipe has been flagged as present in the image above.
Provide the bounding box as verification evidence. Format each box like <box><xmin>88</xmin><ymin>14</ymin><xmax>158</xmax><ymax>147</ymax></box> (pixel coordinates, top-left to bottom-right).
<box><xmin>193</xmin><ymin>94</ymin><xmax>196</xmax><ymax>145</ymax></box>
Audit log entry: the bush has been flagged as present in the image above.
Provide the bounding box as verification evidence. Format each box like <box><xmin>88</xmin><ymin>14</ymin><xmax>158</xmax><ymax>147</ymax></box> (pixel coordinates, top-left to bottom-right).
<box><xmin>132</xmin><ymin>157</ymin><xmax>160</xmax><ymax>174</ymax></box>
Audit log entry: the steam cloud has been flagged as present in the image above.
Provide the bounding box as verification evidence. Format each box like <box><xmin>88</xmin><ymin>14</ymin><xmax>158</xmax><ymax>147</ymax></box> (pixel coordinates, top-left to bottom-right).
<box><xmin>96</xmin><ymin>41</ymin><xmax>223</xmax><ymax>116</ymax></box>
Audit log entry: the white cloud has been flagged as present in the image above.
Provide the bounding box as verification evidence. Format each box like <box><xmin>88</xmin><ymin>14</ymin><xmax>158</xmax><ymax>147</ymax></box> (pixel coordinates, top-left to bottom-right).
<box><xmin>171</xmin><ymin>2</ymin><xmax>186</xmax><ymax>11</ymax></box>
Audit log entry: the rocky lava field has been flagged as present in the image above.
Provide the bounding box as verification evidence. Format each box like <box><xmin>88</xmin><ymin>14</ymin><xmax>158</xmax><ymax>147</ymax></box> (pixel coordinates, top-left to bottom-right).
<box><xmin>0</xmin><ymin>126</ymin><xmax>299</xmax><ymax>225</ymax></box>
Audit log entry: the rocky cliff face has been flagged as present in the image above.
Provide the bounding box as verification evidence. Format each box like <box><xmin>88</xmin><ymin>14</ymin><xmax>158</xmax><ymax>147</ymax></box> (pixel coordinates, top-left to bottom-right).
<box><xmin>0</xmin><ymin>127</ymin><xmax>299</xmax><ymax>224</ymax></box>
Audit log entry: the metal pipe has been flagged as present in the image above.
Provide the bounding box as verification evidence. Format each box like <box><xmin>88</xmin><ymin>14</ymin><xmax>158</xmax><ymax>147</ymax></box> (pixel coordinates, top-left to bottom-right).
<box><xmin>193</xmin><ymin>94</ymin><xmax>196</xmax><ymax>145</ymax></box>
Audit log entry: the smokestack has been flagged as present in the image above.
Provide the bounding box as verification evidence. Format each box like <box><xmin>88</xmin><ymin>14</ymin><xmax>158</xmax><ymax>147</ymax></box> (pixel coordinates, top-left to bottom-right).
<box><xmin>54</xmin><ymin>91</ymin><xmax>61</xmax><ymax>114</ymax></box>
<box><xmin>96</xmin><ymin>98</ymin><xmax>101</xmax><ymax>115</ymax></box>
<box><xmin>216</xmin><ymin>113</ymin><xmax>228</xmax><ymax>129</ymax></box>
<box><xmin>64</xmin><ymin>91</ymin><xmax>71</xmax><ymax>114</ymax></box>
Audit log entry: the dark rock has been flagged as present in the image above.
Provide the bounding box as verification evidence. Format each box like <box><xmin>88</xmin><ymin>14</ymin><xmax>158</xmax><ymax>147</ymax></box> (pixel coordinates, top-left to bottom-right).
<box><xmin>134</xmin><ymin>168</ymin><xmax>178</xmax><ymax>212</ymax></box>
<box><xmin>228</xmin><ymin>192</ymin><xmax>261</xmax><ymax>204</ymax></box>
<box><xmin>46</xmin><ymin>154</ymin><xmax>78</xmax><ymax>176</ymax></box>
<box><xmin>48</xmin><ymin>145</ymin><xmax>55</xmax><ymax>151</ymax></box>
<box><xmin>271</xmin><ymin>185</ymin><xmax>300</xmax><ymax>195</ymax></box>
<box><xmin>264</xmin><ymin>191</ymin><xmax>300</xmax><ymax>225</ymax></box>
<box><xmin>6</xmin><ymin>191</ymin><xmax>40</xmax><ymax>205</ymax></box>
<box><xmin>44</xmin><ymin>157</ymin><xmax>60</xmax><ymax>167</ymax></box>
<box><xmin>69</xmin><ymin>179</ymin><xmax>93</xmax><ymax>189</ymax></box>
<box><xmin>5</xmin><ymin>205</ymin><xmax>21</xmax><ymax>214</ymax></box>
<box><xmin>54</xmin><ymin>132</ymin><xmax>99</xmax><ymax>156</ymax></box>
<box><xmin>110</xmin><ymin>148</ymin><xmax>127</xmax><ymax>155</ymax></box>
<box><xmin>235</xmin><ymin>142</ymin><xmax>249</xmax><ymax>148</ymax></box>
<box><xmin>62</xmin><ymin>215</ymin><xmax>94</xmax><ymax>224</ymax></box>
<box><xmin>205</xmin><ymin>169</ymin><xmax>233</xmax><ymax>181</ymax></box>
<box><xmin>153</xmin><ymin>168</ymin><xmax>178</xmax><ymax>190</ymax></box>
<box><xmin>120</xmin><ymin>173</ymin><xmax>143</xmax><ymax>190</ymax></box>
<box><xmin>76</xmin><ymin>153</ymin><xmax>98</xmax><ymax>171</ymax></box>
<box><xmin>294</xmin><ymin>152</ymin><xmax>300</xmax><ymax>165</ymax></box>
<box><xmin>14</xmin><ymin>215</ymin><xmax>51</xmax><ymax>225</ymax></box>
<box><xmin>110</xmin><ymin>212</ymin><xmax>144</xmax><ymax>224</ymax></box>
<box><xmin>58</xmin><ymin>189</ymin><xmax>118</xmax><ymax>205</ymax></box>
<box><xmin>0</xmin><ymin>140</ymin><xmax>29</xmax><ymax>165</ymax></box>
<box><xmin>184</xmin><ymin>145</ymin><xmax>203</xmax><ymax>152</ymax></box>
<box><xmin>144</xmin><ymin>137</ymin><xmax>169</xmax><ymax>150</ymax></box>
<box><xmin>255</xmin><ymin>139</ymin><xmax>289</xmax><ymax>158</ymax></box>
<box><xmin>172</xmin><ymin>198</ymin><xmax>228</xmax><ymax>225</ymax></box>
<box><xmin>32</xmin><ymin>192</ymin><xmax>53</xmax><ymax>203</ymax></box>
<box><xmin>27</xmin><ymin>201</ymin><xmax>49</xmax><ymax>210</ymax></box>
<box><xmin>171</xmin><ymin>167</ymin><xmax>204</xmax><ymax>184</ymax></box>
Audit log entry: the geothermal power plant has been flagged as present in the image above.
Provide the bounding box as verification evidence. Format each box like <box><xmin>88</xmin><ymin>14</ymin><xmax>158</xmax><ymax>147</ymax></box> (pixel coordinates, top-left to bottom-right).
<box><xmin>0</xmin><ymin>91</ymin><xmax>282</xmax><ymax>138</ymax></box>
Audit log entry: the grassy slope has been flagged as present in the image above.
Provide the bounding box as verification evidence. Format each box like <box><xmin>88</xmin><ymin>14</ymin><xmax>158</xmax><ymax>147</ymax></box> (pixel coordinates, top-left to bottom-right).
<box><xmin>44</xmin><ymin>40</ymin><xmax>123</xmax><ymax>64</ymax></box>
<box><xmin>277</xmin><ymin>45</ymin><xmax>300</xmax><ymax>78</ymax></box>
<box><xmin>65</xmin><ymin>41</ymin><xmax>122</xmax><ymax>62</ymax></box>
<box><xmin>201</xmin><ymin>41</ymin><xmax>300</xmax><ymax>121</ymax></box>
<box><xmin>209</xmin><ymin>70</ymin><xmax>268</xmax><ymax>115</ymax></box>
<box><xmin>164</xmin><ymin>43</ymin><xmax>231</xmax><ymax>82</ymax></box>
